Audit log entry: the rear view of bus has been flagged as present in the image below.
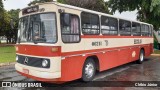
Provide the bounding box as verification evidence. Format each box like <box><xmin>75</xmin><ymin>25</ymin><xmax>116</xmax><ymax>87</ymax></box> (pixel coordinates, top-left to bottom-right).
<box><xmin>15</xmin><ymin>2</ymin><xmax>154</xmax><ymax>83</ymax></box>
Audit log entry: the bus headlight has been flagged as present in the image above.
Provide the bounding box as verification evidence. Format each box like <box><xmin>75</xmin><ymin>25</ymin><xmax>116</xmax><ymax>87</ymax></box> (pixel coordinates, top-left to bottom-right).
<box><xmin>16</xmin><ymin>56</ymin><xmax>18</xmax><ymax>61</ymax></box>
<box><xmin>42</xmin><ymin>59</ymin><xmax>48</xmax><ymax>67</ymax></box>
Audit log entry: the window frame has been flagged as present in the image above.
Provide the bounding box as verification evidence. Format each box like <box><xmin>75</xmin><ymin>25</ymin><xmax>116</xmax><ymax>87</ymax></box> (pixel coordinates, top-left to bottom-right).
<box><xmin>119</xmin><ymin>19</ymin><xmax>132</xmax><ymax>36</ymax></box>
<box><xmin>150</xmin><ymin>25</ymin><xmax>153</xmax><ymax>37</ymax></box>
<box><xmin>132</xmin><ymin>22</ymin><xmax>141</xmax><ymax>36</ymax></box>
<box><xmin>60</xmin><ymin>13</ymin><xmax>81</xmax><ymax>43</ymax></box>
<box><xmin>81</xmin><ymin>12</ymin><xmax>100</xmax><ymax>35</ymax></box>
<box><xmin>101</xmin><ymin>15</ymin><xmax>118</xmax><ymax>36</ymax></box>
<box><xmin>141</xmin><ymin>24</ymin><xmax>150</xmax><ymax>36</ymax></box>
<box><xmin>18</xmin><ymin>12</ymin><xmax>58</xmax><ymax>44</ymax></box>
<box><xmin>148</xmin><ymin>25</ymin><xmax>152</xmax><ymax>37</ymax></box>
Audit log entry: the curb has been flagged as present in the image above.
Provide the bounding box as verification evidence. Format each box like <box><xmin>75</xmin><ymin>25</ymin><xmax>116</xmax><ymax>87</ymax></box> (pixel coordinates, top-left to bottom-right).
<box><xmin>151</xmin><ymin>54</ymin><xmax>160</xmax><ymax>56</ymax></box>
<box><xmin>0</xmin><ymin>44</ymin><xmax>15</xmax><ymax>47</ymax></box>
<box><xmin>0</xmin><ymin>62</ymin><xmax>16</xmax><ymax>67</ymax></box>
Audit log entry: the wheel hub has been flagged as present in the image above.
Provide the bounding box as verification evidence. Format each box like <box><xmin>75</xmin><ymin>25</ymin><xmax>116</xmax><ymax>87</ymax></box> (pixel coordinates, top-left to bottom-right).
<box><xmin>140</xmin><ymin>53</ymin><xmax>144</xmax><ymax>61</ymax></box>
<box><xmin>85</xmin><ymin>63</ymin><xmax>94</xmax><ymax>78</ymax></box>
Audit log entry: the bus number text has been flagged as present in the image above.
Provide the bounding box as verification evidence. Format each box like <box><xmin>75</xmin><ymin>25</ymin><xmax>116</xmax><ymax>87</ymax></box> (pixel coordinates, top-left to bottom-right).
<box><xmin>134</xmin><ymin>39</ymin><xmax>142</xmax><ymax>44</ymax></box>
<box><xmin>92</xmin><ymin>40</ymin><xmax>109</xmax><ymax>46</ymax></box>
<box><xmin>92</xmin><ymin>41</ymin><xmax>102</xmax><ymax>46</ymax></box>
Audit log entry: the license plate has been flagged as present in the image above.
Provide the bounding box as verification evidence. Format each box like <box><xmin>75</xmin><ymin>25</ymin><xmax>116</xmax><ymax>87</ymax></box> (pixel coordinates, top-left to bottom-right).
<box><xmin>23</xmin><ymin>69</ymin><xmax>29</xmax><ymax>74</ymax></box>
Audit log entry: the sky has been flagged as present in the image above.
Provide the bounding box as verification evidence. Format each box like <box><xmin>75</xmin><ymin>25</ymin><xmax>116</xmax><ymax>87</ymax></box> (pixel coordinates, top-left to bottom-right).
<box><xmin>3</xmin><ymin>0</ymin><xmax>33</xmax><ymax>10</ymax></box>
<box><xmin>3</xmin><ymin>0</ymin><xmax>137</xmax><ymax>21</ymax></box>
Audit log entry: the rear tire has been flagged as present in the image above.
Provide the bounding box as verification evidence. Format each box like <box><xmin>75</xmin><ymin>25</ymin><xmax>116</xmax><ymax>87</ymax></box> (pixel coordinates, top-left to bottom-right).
<box><xmin>137</xmin><ymin>49</ymin><xmax>145</xmax><ymax>64</ymax></box>
<box><xmin>82</xmin><ymin>58</ymin><xmax>96</xmax><ymax>82</ymax></box>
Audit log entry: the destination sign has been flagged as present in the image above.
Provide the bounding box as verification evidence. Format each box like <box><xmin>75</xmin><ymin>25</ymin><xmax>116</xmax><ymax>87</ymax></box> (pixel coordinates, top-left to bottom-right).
<box><xmin>134</xmin><ymin>39</ymin><xmax>142</xmax><ymax>44</ymax></box>
<box><xmin>22</xmin><ymin>6</ymin><xmax>39</xmax><ymax>15</ymax></box>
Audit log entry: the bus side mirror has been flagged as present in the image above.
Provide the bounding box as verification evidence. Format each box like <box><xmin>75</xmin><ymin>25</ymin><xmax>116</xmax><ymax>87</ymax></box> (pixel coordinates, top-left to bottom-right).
<box><xmin>58</xmin><ymin>9</ymin><xmax>65</xmax><ymax>13</ymax></box>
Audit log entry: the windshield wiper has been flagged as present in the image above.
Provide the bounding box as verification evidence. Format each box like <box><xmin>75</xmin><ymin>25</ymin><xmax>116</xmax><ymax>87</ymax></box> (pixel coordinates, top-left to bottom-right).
<box><xmin>33</xmin><ymin>39</ymin><xmax>38</xmax><ymax>44</ymax></box>
<box><xmin>33</xmin><ymin>38</ymin><xmax>46</xmax><ymax>44</ymax></box>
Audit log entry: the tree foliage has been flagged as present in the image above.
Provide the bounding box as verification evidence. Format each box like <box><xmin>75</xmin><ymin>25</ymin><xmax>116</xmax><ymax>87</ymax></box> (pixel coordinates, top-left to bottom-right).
<box><xmin>0</xmin><ymin>0</ymin><xmax>20</xmax><ymax>43</ymax></box>
<box><xmin>8</xmin><ymin>9</ymin><xmax>20</xmax><ymax>29</ymax></box>
<box><xmin>28</xmin><ymin>0</ymin><xmax>110</xmax><ymax>13</ymax></box>
<box><xmin>108</xmin><ymin>0</ymin><xmax>160</xmax><ymax>30</ymax></box>
<box><xmin>0</xmin><ymin>9</ymin><xmax>20</xmax><ymax>44</ymax></box>
<box><xmin>0</xmin><ymin>0</ymin><xmax>5</xmax><ymax>36</ymax></box>
<box><xmin>0</xmin><ymin>0</ymin><xmax>3</xmax><ymax>11</ymax></box>
<box><xmin>58</xmin><ymin>0</ymin><xmax>110</xmax><ymax>13</ymax></box>
<box><xmin>6</xmin><ymin>9</ymin><xmax>20</xmax><ymax>43</ymax></box>
<box><xmin>28</xmin><ymin>0</ymin><xmax>53</xmax><ymax>6</ymax></box>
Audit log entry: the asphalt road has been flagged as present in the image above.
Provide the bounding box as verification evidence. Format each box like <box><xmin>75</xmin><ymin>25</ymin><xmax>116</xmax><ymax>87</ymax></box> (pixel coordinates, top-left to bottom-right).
<box><xmin>0</xmin><ymin>55</ymin><xmax>160</xmax><ymax>90</ymax></box>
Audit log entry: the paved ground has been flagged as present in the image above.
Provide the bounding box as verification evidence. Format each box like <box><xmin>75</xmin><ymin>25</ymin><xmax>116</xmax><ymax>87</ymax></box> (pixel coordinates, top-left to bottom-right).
<box><xmin>0</xmin><ymin>55</ymin><xmax>160</xmax><ymax>90</ymax></box>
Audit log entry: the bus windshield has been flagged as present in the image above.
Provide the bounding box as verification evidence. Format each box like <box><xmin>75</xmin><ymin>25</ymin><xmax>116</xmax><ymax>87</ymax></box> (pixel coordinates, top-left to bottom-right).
<box><xmin>18</xmin><ymin>13</ymin><xmax>57</xmax><ymax>43</ymax></box>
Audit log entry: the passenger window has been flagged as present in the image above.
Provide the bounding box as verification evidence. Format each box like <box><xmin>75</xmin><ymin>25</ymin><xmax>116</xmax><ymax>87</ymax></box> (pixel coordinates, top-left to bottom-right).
<box><xmin>148</xmin><ymin>25</ymin><xmax>152</xmax><ymax>36</ymax></box>
<box><xmin>132</xmin><ymin>22</ymin><xmax>141</xmax><ymax>36</ymax></box>
<box><xmin>101</xmin><ymin>16</ymin><xmax>118</xmax><ymax>35</ymax></box>
<box><xmin>119</xmin><ymin>20</ymin><xmax>131</xmax><ymax>36</ymax></box>
<box><xmin>61</xmin><ymin>13</ymin><xmax>80</xmax><ymax>43</ymax></box>
<box><xmin>81</xmin><ymin>12</ymin><xmax>100</xmax><ymax>35</ymax></box>
<box><xmin>150</xmin><ymin>25</ymin><xmax>153</xmax><ymax>36</ymax></box>
<box><xmin>141</xmin><ymin>24</ymin><xmax>149</xmax><ymax>36</ymax></box>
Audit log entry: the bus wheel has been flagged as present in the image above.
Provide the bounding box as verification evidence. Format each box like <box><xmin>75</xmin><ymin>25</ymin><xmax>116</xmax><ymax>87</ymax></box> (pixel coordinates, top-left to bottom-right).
<box><xmin>137</xmin><ymin>49</ymin><xmax>145</xmax><ymax>64</ymax></box>
<box><xmin>82</xmin><ymin>58</ymin><xmax>96</xmax><ymax>82</ymax></box>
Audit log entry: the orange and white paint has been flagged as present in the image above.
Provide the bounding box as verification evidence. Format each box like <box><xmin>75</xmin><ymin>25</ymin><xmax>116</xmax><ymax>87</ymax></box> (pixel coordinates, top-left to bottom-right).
<box><xmin>15</xmin><ymin>2</ymin><xmax>153</xmax><ymax>82</ymax></box>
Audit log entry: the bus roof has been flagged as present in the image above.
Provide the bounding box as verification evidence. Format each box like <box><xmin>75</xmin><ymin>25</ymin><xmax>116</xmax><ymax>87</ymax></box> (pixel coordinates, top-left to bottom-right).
<box><xmin>22</xmin><ymin>2</ymin><xmax>152</xmax><ymax>26</ymax></box>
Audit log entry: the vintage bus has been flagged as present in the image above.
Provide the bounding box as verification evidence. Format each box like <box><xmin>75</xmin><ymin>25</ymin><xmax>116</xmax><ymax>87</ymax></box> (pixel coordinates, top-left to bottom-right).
<box><xmin>15</xmin><ymin>2</ymin><xmax>153</xmax><ymax>82</ymax></box>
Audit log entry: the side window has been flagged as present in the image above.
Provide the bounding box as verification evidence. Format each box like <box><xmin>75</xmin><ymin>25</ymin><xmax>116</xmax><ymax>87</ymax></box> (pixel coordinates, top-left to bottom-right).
<box><xmin>148</xmin><ymin>25</ymin><xmax>152</xmax><ymax>36</ymax></box>
<box><xmin>158</xmin><ymin>31</ymin><xmax>160</xmax><ymax>36</ymax></box>
<box><xmin>132</xmin><ymin>22</ymin><xmax>141</xmax><ymax>36</ymax></box>
<box><xmin>101</xmin><ymin>16</ymin><xmax>118</xmax><ymax>35</ymax></box>
<box><xmin>81</xmin><ymin>12</ymin><xmax>100</xmax><ymax>35</ymax></box>
<box><xmin>60</xmin><ymin>13</ymin><xmax>80</xmax><ymax>43</ymax></box>
<box><xmin>146</xmin><ymin>25</ymin><xmax>150</xmax><ymax>36</ymax></box>
<box><xmin>141</xmin><ymin>24</ymin><xmax>149</xmax><ymax>36</ymax></box>
<box><xmin>150</xmin><ymin>25</ymin><xmax>153</xmax><ymax>36</ymax></box>
<box><xmin>119</xmin><ymin>20</ymin><xmax>131</xmax><ymax>36</ymax></box>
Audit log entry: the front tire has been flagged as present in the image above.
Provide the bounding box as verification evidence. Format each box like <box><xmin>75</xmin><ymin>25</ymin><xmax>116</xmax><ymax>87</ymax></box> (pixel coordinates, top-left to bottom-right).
<box><xmin>137</xmin><ymin>49</ymin><xmax>145</xmax><ymax>64</ymax></box>
<box><xmin>82</xmin><ymin>58</ymin><xmax>96</xmax><ymax>82</ymax></box>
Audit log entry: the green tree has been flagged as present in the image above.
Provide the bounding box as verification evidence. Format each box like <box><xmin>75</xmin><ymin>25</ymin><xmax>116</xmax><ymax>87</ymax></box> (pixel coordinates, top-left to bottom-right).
<box><xmin>0</xmin><ymin>0</ymin><xmax>5</xmax><ymax>43</ymax></box>
<box><xmin>58</xmin><ymin>0</ymin><xmax>110</xmax><ymax>13</ymax></box>
<box><xmin>0</xmin><ymin>0</ymin><xmax>4</xmax><ymax>35</ymax></box>
<box><xmin>0</xmin><ymin>0</ymin><xmax>3</xmax><ymax>11</ymax></box>
<box><xmin>28</xmin><ymin>0</ymin><xmax>53</xmax><ymax>6</ymax></box>
<box><xmin>28</xmin><ymin>0</ymin><xmax>110</xmax><ymax>13</ymax></box>
<box><xmin>108</xmin><ymin>0</ymin><xmax>160</xmax><ymax>30</ymax></box>
<box><xmin>0</xmin><ymin>1</ymin><xmax>20</xmax><ymax>44</ymax></box>
<box><xmin>0</xmin><ymin>10</ymin><xmax>10</xmax><ymax>43</ymax></box>
<box><xmin>6</xmin><ymin>9</ymin><xmax>20</xmax><ymax>43</ymax></box>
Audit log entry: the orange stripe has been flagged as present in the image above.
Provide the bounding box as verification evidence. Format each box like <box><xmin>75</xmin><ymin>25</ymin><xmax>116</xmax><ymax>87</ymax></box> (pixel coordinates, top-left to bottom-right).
<box><xmin>16</xmin><ymin>44</ymin><xmax>153</xmax><ymax>57</ymax></box>
<box><xmin>61</xmin><ymin>44</ymin><xmax>153</xmax><ymax>57</ymax></box>
<box><xmin>16</xmin><ymin>45</ymin><xmax>61</xmax><ymax>57</ymax></box>
<box><xmin>81</xmin><ymin>35</ymin><xmax>153</xmax><ymax>38</ymax></box>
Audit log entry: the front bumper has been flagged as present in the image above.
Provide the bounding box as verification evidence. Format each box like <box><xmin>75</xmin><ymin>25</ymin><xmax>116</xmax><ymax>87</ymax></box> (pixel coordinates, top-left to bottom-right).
<box><xmin>15</xmin><ymin>55</ymin><xmax>61</xmax><ymax>81</ymax></box>
<box><xmin>15</xmin><ymin>63</ymin><xmax>61</xmax><ymax>80</ymax></box>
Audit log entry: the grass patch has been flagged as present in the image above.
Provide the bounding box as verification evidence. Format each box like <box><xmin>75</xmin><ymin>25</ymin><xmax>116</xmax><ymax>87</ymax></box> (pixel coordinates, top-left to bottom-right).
<box><xmin>0</xmin><ymin>46</ymin><xmax>16</xmax><ymax>63</ymax></box>
<box><xmin>154</xmin><ymin>50</ymin><xmax>160</xmax><ymax>54</ymax></box>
